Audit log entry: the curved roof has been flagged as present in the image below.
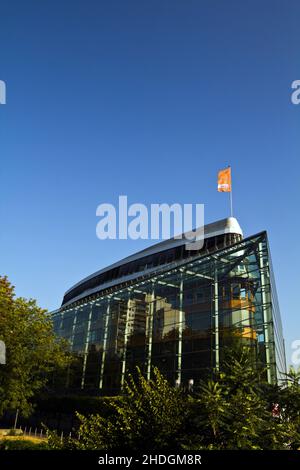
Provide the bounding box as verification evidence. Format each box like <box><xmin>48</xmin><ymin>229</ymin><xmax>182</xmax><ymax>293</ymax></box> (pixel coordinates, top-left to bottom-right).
<box><xmin>61</xmin><ymin>217</ymin><xmax>243</xmax><ymax>307</ymax></box>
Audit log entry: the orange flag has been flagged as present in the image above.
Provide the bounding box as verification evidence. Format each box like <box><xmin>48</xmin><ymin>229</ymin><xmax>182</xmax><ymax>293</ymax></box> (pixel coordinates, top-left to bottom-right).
<box><xmin>218</xmin><ymin>167</ymin><xmax>231</xmax><ymax>192</ymax></box>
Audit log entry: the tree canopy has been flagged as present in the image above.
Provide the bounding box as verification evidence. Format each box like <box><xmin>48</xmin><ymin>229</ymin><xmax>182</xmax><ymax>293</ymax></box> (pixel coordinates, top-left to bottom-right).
<box><xmin>0</xmin><ymin>276</ymin><xmax>70</xmax><ymax>417</ymax></box>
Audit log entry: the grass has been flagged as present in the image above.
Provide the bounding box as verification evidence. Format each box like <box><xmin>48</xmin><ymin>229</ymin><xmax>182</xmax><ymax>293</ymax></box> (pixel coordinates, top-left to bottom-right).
<box><xmin>0</xmin><ymin>435</ymin><xmax>46</xmax><ymax>443</ymax></box>
<box><xmin>0</xmin><ymin>429</ymin><xmax>48</xmax><ymax>449</ymax></box>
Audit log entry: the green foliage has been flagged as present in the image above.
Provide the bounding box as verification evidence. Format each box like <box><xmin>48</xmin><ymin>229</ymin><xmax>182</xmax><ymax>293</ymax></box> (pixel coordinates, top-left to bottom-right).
<box><xmin>48</xmin><ymin>367</ymin><xmax>186</xmax><ymax>451</ymax></box>
<box><xmin>45</xmin><ymin>347</ymin><xmax>300</xmax><ymax>451</ymax></box>
<box><xmin>190</xmin><ymin>380</ymin><xmax>229</xmax><ymax>448</ymax></box>
<box><xmin>0</xmin><ymin>276</ymin><xmax>71</xmax><ymax>417</ymax></box>
<box><xmin>276</xmin><ymin>367</ymin><xmax>300</xmax><ymax>449</ymax></box>
<box><xmin>46</xmin><ymin>428</ymin><xmax>77</xmax><ymax>450</ymax></box>
<box><xmin>280</xmin><ymin>367</ymin><xmax>300</xmax><ymax>419</ymax></box>
<box><xmin>188</xmin><ymin>346</ymin><xmax>300</xmax><ymax>450</ymax></box>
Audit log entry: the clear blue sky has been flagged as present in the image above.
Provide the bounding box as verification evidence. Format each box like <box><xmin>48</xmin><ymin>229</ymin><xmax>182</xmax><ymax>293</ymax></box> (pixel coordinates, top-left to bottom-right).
<box><xmin>0</xmin><ymin>0</ymin><xmax>299</xmax><ymax>366</ymax></box>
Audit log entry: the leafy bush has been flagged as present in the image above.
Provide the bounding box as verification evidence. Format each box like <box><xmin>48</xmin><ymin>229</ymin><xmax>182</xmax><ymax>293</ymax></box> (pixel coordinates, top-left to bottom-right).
<box><xmin>46</xmin><ymin>349</ymin><xmax>300</xmax><ymax>451</ymax></box>
<box><xmin>185</xmin><ymin>347</ymin><xmax>300</xmax><ymax>450</ymax></box>
<box><xmin>47</xmin><ymin>367</ymin><xmax>186</xmax><ymax>451</ymax></box>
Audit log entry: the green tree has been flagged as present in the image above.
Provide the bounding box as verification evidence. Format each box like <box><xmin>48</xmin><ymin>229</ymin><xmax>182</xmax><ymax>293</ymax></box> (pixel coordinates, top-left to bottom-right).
<box><xmin>48</xmin><ymin>367</ymin><xmax>187</xmax><ymax>451</ymax></box>
<box><xmin>277</xmin><ymin>366</ymin><xmax>300</xmax><ymax>449</ymax></box>
<box><xmin>189</xmin><ymin>345</ymin><xmax>299</xmax><ymax>449</ymax></box>
<box><xmin>0</xmin><ymin>276</ymin><xmax>70</xmax><ymax>417</ymax></box>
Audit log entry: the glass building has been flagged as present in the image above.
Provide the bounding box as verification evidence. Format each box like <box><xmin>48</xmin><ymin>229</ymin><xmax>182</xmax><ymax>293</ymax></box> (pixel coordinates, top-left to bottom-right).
<box><xmin>51</xmin><ymin>218</ymin><xmax>286</xmax><ymax>394</ymax></box>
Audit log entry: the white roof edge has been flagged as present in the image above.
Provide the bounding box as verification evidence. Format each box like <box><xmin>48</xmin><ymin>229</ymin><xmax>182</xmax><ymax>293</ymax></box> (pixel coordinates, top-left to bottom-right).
<box><xmin>64</xmin><ymin>217</ymin><xmax>243</xmax><ymax>296</ymax></box>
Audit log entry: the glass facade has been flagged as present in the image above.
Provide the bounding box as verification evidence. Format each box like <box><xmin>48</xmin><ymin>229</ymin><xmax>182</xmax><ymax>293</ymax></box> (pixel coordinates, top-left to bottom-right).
<box><xmin>52</xmin><ymin>231</ymin><xmax>286</xmax><ymax>395</ymax></box>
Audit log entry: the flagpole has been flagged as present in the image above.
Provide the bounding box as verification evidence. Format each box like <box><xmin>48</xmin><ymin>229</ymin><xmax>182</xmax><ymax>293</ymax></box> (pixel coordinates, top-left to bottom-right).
<box><xmin>229</xmin><ymin>165</ymin><xmax>233</xmax><ymax>217</ymax></box>
<box><xmin>218</xmin><ymin>166</ymin><xmax>233</xmax><ymax>217</ymax></box>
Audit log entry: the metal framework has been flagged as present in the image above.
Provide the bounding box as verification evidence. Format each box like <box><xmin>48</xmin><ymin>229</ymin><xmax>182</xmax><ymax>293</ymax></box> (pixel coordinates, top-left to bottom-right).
<box><xmin>52</xmin><ymin>231</ymin><xmax>286</xmax><ymax>394</ymax></box>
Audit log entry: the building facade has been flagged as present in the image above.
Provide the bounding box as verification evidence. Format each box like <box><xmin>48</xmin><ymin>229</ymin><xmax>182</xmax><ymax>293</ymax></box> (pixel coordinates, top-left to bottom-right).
<box><xmin>52</xmin><ymin>218</ymin><xmax>286</xmax><ymax>394</ymax></box>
